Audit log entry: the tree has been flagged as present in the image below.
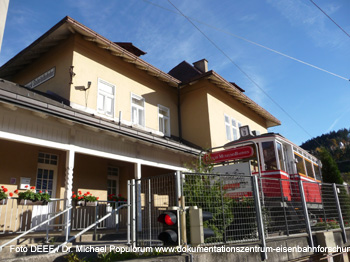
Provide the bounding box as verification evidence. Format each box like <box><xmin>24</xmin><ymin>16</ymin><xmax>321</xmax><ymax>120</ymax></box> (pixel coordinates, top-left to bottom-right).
<box><xmin>318</xmin><ymin>147</ymin><xmax>343</xmax><ymax>184</ymax></box>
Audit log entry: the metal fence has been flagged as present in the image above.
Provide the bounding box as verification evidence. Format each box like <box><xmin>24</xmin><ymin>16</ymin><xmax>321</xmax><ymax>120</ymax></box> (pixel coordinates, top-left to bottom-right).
<box><xmin>129</xmin><ymin>172</ymin><xmax>350</xmax><ymax>248</ymax></box>
<box><xmin>0</xmin><ymin>198</ymin><xmax>128</xmax><ymax>237</ymax></box>
<box><xmin>71</xmin><ymin>201</ymin><xmax>127</xmax><ymax>231</ymax></box>
<box><xmin>129</xmin><ymin>173</ymin><xmax>178</xmax><ymax>247</ymax></box>
<box><xmin>182</xmin><ymin>173</ymin><xmax>259</xmax><ymax>244</ymax></box>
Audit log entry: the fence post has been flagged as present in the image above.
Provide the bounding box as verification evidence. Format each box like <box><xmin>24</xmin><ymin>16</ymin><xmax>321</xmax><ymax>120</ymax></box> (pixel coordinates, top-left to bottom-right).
<box><xmin>298</xmin><ymin>180</ymin><xmax>314</xmax><ymax>249</ymax></box>
<box><xmin>333</xmin><ymin>184</ymin><xmax>347</xmax><ymax>243</ymax></box>
<box><xmin>176</xmin><ymin>171</ymin><xmax>186</xmax><ymax>246</ymax></box>
<box><xmin>127</xmin><ymin>180</ymin><xmax>131</xmax><ymax>245</ymax></box>
<box><xmin>219</xmin><ymin>176</ymin><xmax>227</xmax><ymax>243</ymax></box>
<box><xmin>148</xmin><ymin>179</ymin><xmax>152</xmax><ymax>246</ymax></box>
<box><xmin>252</xmin><ymin>175</ymin><xmax>267</xmax><ymax>261</ymax></box>
<box><xmin>131</xmin><ymin>179</ymin><xmax>136</xmax><ymax>248</ymax></box>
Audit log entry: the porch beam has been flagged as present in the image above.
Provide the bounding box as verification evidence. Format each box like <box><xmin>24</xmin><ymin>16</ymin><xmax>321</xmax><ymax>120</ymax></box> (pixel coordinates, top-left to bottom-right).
<box><xmin>0</xmin><ymin>130</ymin><xmax>189</xmax><ymax>172</ymax></box>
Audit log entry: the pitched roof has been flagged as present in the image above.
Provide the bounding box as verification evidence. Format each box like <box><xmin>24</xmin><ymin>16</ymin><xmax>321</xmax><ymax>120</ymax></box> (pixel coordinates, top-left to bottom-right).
<box><xmin>169</xmin><ymin>61</ymin><xmax>281</xmax><ymax>127</ymax></box>
<box><xmin>0</xmin><ymin>16</ymin><xmax>180</xmax><ymax>87</ymax></box>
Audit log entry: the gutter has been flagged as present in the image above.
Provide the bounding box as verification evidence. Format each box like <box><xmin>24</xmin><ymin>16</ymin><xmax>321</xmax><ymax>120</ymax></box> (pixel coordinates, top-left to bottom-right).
<box><xmin>0</xmin><ymin>82</ymin><xmax>201</xmax><ymax>156</ymax></box>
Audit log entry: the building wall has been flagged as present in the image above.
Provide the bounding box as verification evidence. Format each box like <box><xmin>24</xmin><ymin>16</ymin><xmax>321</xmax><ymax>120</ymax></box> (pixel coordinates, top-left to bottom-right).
<box><xmin>10</xmin><ymin>35</ymin><xmax>74</xmax><ymax>99</ymax></box>
<box><xmin>0</xmin><ymin>140</ymin><xmax>66</xmax><ymax>199</ymax></box>
<box><xmin>206</xmin><ymin>83</ymin><xmax>268</xmax><ymax>148</ymax></box>
<box><xmin>70</xmin><ymin>35</ymin><xmax>179</xmax><ymax>137</ymax></box>
<box><xmin>180</xmin><ymin>84</ymin><xmax>211</xmax><ymax>149</ymax></box>
<box><xmin>181</xmin><ymin>79</ymin><xmax>268</xmax><ymax>149</ymax></box>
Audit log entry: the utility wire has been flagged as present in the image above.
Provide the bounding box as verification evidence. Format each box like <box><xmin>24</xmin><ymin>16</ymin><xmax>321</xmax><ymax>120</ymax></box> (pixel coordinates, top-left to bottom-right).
<box><xmin>143</xmin><ymin>0</ymin><xmax>349</xmax><ymax>81</ymax></box>
<box><xmin>167</xmin><ymin>0</ymin><xmax>316</xmax><ymax>140</ymax></box>
<box><xmin>309</xmin><ymin>0</ymin><xmax>350</xmax><ymax>39</ymax></box>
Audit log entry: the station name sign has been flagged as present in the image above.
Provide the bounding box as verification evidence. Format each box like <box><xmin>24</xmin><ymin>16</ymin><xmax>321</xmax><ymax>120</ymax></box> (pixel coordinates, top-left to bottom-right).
<box><xmin>203</xmin><ymin>146</ymin><xmax>254</xmax><ymax>164</ymax></box>
<box><xmin>25</xmin><ymin>67</ymin><xmax>55</xmax><ymax>89</ymax></box>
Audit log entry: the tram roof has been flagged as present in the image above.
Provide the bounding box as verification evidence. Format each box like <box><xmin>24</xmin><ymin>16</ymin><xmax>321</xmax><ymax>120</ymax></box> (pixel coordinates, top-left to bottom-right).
<box><xmin>223</xmin><ymin>132</ymin><xmax>320</xmax><ymax>162</ymax></box>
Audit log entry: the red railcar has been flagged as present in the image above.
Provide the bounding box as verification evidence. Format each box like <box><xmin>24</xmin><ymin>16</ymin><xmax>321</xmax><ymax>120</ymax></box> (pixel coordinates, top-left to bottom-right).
<box><xmin>204</xmin><ymin>126</ymin><xmax>323</xmax><ymax>208</ymax></box>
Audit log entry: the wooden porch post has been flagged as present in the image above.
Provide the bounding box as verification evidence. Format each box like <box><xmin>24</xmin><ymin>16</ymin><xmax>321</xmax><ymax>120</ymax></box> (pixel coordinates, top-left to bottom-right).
<box><xmin>64</xmin><ymin>148</ymin><xmax>75</xmax><ymax>241</ymax></box>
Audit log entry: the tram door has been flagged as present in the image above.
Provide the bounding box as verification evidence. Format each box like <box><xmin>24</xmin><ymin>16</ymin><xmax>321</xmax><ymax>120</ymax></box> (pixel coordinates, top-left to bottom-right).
<box><xmin>276</xmin><ymin>142</ymin><xmax>289</xmax><ymax>173</ymax></box>
<box><xmin>283</xmin><ymin>145</ymin><xmax>291</xmax><ymax>173</ymax></box>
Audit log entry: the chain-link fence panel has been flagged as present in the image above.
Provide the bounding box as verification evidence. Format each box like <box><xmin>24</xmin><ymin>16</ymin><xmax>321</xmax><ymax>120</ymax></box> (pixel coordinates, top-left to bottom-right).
<box><xmin>336</xmin><ymin>184</ymin><xmax>350</xmax><ymax>228</ymax></box>
<box><xmin>258</xmin><ymin>177</ymin><xmax>307</xmax><ymax>237</ymax></box>
<box><xmin>182</xmin><ymin>173</ymin><xmax>258</xmax><ymax>245</ymax></box>
<box><xmin>134</xmin><ymin>173</ymin><xmax>178</xmax><ymax>247</ymax></box>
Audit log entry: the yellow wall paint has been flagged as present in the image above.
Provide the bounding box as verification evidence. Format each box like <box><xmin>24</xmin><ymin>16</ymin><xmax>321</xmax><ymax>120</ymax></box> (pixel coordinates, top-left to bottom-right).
<box><xmin>11</xmin><ymin>35</ymin><xmax>74</xmax><ymax>100</ymax></box>
<box><xmin>71</xmin><ymin>35</ymin><xmax>179</xmax><ymax>136</ymax></box>
<box><xmin>181</xmin><ymin>79</ymin><xmax>268</xmax><ymax>149</ymax></box>
<box><xmin>180</xmin><ymin>84</ymin><xmax>211</xmax><ymax>149</ymax></box>
<box><xmin>0</xmin><ymin>140</ymin><xmax>66</xmax><ymax>199</ymax></box>
<box><xmin>206</xmin><ymin>84</ymin><xmax>268</xmax><ymax>147</ymax></box>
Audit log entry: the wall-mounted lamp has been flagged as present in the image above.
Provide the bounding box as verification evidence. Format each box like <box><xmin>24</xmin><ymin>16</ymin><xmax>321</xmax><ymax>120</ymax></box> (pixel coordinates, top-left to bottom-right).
<box><xmin>86</xmin><ymin>81</ymin><xmax>91</xmax><ymax>90</ymax></box>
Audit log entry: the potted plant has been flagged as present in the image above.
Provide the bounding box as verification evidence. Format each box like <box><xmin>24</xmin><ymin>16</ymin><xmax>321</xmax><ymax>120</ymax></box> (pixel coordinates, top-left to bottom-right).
<box><xmin>0</xmin><ymin>186</ymin><xmax>13</xmax><ymax>205</ymax></box>
<box><xmin>15</xmin><ymin>186</ymin><xmax>51</xmax><ymax>205</ymax></box>
<box><xmin>72</xmin><ymin>191</ymin><xmax>99</xmax><ymax>206</ymax></box>
<box><xmin>108</xmin><ymin>194</ymin><xmax>127</xmax><ymax>202</ymax></box>
<box><xmin>72</xmin><ymin>191</ymin><xmax>85</xmax><ymax>206</ymax></box>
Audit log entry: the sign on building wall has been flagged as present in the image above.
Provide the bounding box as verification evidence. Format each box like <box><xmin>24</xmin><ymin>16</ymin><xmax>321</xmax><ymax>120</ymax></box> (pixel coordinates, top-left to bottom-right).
<box><xmin>25</xmin><ymin>67</ymin><xmax>56</xmax><ymax>89</ymax></box>
<box><xmin>20</xmin><ymin>177</ymin><xmax>31</xmax><ymax>189</ymax></box>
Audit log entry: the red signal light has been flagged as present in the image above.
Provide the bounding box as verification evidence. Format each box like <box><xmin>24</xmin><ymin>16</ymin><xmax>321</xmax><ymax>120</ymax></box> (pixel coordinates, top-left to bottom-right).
<box><xmin>158</xmin><ymin>212</ymin><xmax>176</xmax><ymax>226</ymax></box>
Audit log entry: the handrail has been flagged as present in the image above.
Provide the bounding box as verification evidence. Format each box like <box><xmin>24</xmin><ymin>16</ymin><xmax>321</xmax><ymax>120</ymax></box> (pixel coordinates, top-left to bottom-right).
<box><xmin>50</xmin><ymin>204</ymin><xmax>127</xmax><ymax>253</ymax></box>
<box><xmin>0</xmin><ymin>206</ymin><xmax>72</xmax><ymax>252</ymax></box>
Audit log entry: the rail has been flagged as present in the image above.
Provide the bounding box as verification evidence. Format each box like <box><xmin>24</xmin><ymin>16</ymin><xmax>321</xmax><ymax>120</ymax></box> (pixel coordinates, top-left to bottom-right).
<box><xmin>50</xmin><ymin>203</ymin><xmax>127</xmax><ymax>253</ymax></box>
<box><xmin>0</xmin><ymin>205</ymin><xmax>72</xmax><ymax>252</ymax></box>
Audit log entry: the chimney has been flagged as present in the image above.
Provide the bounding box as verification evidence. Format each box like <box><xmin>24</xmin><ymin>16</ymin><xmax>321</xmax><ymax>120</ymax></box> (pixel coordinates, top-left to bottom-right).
<box><xmin>193</xmin><ymin>59</ymin><xmax>208</xmax><ymax>73</ymax></box>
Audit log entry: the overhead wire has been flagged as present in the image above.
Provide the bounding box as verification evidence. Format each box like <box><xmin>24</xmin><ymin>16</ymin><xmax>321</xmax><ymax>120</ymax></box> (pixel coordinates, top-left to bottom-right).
<box><xmin>142</xmin><ymin>0</ymin><xmax>349</xmax><ymax>81</ymax></box>
<box><xmin>309</xmin><ymin>0</ymin><xmax>350</xmax><ymax>39</ymax></box>
<box><xmin>166</xmin><ymin>0</ymin><xmax>317</xmax><ymax>140</ymax></box>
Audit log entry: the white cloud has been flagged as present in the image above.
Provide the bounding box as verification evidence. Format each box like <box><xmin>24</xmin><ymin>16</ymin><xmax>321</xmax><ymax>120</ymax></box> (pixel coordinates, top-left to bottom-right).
<box><xmin>266</xmin><ymin>0</ymin><xmax>346</xmax><ymax>48</ymax></box>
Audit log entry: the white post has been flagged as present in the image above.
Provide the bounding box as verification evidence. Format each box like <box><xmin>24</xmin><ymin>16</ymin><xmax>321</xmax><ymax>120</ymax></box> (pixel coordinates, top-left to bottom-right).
<box><xmin>134</xmin><ymin>163</ymin><xmax>142</xmax><ymax>232</ymax></box>
<box><xmin>64</xmin><ymin>148</ymin><xmax>75</xmax><ymax>241</ymax></box>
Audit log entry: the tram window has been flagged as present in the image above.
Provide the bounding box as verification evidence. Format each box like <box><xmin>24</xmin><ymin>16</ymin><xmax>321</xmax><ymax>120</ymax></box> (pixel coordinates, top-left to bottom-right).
<box><xmin>305</xmin><ymin>160</ymin><xmax>314</xmax><ymax>178</ymax></box>
<box><xmin>294</xmin><ymin>153</ymin><xmax>306</xmax><ymax>175</ymax></box>
<box><xmin>276</xmin><ymin>142</ymin><xmax>286</xmax><ymax>172</ymax></box>
<box><xmin>314</xmin><ymin>164</ymin><xmax>321</xmax><ymax>181</ymax></box>
<box><xmin>262</xmin><ymin>141</ymin><xmax>277</xmax><ymax>170</ymax></box>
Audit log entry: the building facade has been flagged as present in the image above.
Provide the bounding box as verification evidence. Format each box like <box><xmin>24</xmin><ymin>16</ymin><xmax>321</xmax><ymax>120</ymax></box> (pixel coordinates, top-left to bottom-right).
<box><xmin>0</xmin><ymin>16</ymin><xmax>279</xmax><ymax>207</ymax></box>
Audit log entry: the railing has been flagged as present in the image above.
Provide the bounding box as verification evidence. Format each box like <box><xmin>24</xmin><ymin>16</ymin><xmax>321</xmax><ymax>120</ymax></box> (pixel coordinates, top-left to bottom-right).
<box><xmin>0</xmin><ymin>199</ymin><xmax>128</xmax><ymax>235</ymax></box>
<box><xmin>0</xmin><ymin>205</ymin><xmax>72</xmax><ymax>252</ymax></box>
<box><xmin>131</xmin><ymin>172</ymin><xmax>350</xmax><ymax>249</ymax></box>
<box><xmin>71</xmin><ymin>201</ymin><xmax>127</xmax><ymax>231</ymax></box>
<box><xmin>50</xmin><ymin>203</ymin><xmax>127</xmax><ymax>253</ymax></box>
<box><xmin>0</xmin><ymin>198</ymin><xmax>65</xmax><ymax>234</ymax></box>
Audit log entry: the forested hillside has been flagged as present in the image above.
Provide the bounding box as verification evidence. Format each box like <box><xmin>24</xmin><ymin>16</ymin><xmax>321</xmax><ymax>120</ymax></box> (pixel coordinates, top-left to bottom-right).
<box><xmin>300</xmin><ymin>128</ymin><xmax>350</xmax><ymax>181</ymax></box>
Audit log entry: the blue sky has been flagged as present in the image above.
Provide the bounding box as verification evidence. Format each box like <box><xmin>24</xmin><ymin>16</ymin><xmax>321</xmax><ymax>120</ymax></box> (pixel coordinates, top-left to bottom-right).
<box><xmin>1</xmin><ymin>0</ymin><xmax>350</xmax><ymax>145</ymax></box>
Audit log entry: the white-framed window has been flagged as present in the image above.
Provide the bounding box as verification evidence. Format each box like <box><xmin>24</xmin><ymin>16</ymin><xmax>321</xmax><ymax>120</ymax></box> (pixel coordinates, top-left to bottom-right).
<box><xmin>131</xmin><ymin>93</ymin><xmax>145</xmax><ymax>126</ymax></box>
<box><xmin>158</xmin><ymin>105</ymin><xmax>170</xmax><ymax>136</ymax></box>
<box><xmin>225</xmin><ymin>114</ymin><xmax>242</xmax><ymax>141</ymax></box>
<box><xmin>225</xmin><ymin>115</ymin><xmax>232</xmax><ymax>141</ymax></box>
<box><xmin>107</xmin><ymin>166</ymin><xmax>119</xmax><ymax>196</ymax></box>
<box><xmin>36</xmin><ymin>152</ymin><xmax>58</xmax><ymax>197</ymax></box>
<box><xmin>97</xmin><ymin>78</ymin><xmax>115</xmax><ymax>117</ymax></box>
